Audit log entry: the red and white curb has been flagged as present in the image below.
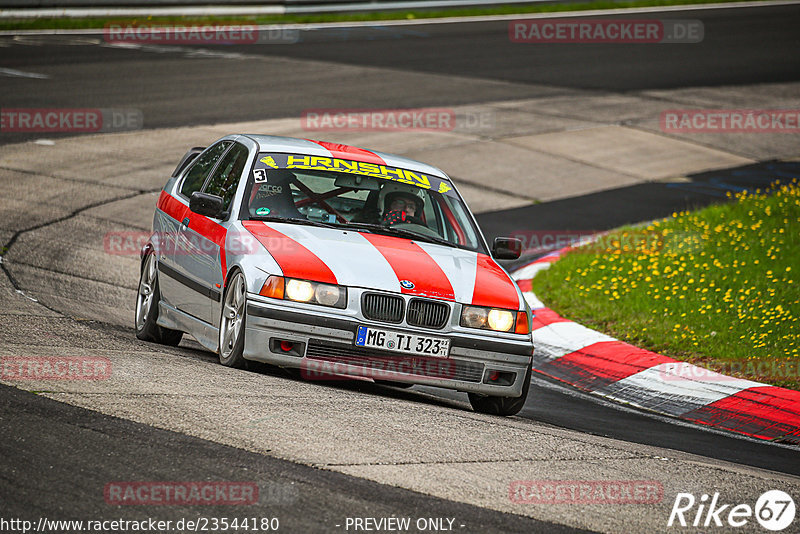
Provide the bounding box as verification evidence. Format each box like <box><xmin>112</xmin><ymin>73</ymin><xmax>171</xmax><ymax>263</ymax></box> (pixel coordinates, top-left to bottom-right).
<box><xmin>512</xmin><ymin>248</ymin><xmax>800</xmax><ymax>444</ymax></box>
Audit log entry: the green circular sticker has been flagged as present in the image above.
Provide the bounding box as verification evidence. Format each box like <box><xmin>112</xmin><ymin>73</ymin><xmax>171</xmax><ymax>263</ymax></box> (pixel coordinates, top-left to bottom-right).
<box><xmin>256</xmin><ymin>207</ymin><xmax>271</xmax><ymax>216</ymax></box>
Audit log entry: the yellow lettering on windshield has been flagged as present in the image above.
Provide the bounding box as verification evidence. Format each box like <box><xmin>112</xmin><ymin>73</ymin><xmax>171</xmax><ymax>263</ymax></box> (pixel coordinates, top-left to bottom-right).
<box><xmin>272</xmin><ymin>154</ymin><xmax>447</xmax><ymax>194</ymax></box>
<box><xmin>380</xmin><ymin>165</ymin><xmax>407</xmax><ymax>182</ymax></box>
<box><xmin>358</xmin><ymin>162</ymin><xmax>380</xmax><ymax>175</ymax></box>
<box><xmin>333</xmin><ymin>159</ymin><xmax>359</xmax><ymax>172</ymax></box>
<box><xmin>403</xmin><ymin>170</ymin><xmax>431</xmax><ymax>189</ymax></box>
<box><xmin>310</xmin><ymin>157</ymin><xmax>332</xmax><ymax>168</ymax></box>
<box><xmin>260</xmin><ymin>156</ymin><xmax>278</xmax><ymax>168</ymax></box>
<box><xmin>287</xmin><ymin>155</ymin><xmax>310</xmax><ymax>166</ymax></box>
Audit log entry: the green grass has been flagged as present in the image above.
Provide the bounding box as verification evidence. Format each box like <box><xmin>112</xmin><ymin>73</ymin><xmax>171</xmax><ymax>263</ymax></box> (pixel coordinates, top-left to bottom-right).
<box><xmin>532</xmin><ymin>181</ymin><xmax>800</xmax><ymax>390</ymax></box>
<box><xmin>0</xmin><ymin>0</ymin><xmax>768</xmax><ymax>31</ymax></box>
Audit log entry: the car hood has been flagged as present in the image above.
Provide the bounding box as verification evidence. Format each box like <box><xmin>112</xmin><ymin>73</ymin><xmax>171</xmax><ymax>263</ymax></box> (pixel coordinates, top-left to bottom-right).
<box><xmin>242</xmin><ymin>220</ymin><xmax>521</xmax><ymax>309</ymax></box>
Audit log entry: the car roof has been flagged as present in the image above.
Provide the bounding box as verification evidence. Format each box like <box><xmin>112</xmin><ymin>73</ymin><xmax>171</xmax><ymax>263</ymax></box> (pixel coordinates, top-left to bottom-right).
<box><xmin>241</xmin><ymin>134</ymin><xmax>451</xmax><ymax>181</ymax></box>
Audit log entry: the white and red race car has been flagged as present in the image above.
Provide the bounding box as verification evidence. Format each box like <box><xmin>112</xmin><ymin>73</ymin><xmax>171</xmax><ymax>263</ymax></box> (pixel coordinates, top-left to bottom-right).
<box><xmin>136</xmin><ymin>135</ymin><xmax>533</xmax><ymax>415</ymax></box>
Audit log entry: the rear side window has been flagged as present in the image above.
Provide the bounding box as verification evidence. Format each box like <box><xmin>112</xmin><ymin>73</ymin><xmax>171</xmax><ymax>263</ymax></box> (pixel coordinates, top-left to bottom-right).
<box><xmin>171</xmin><ymin>146</ymin><xmax>205</xmax><ymax>177</ymax></box>
<box><xmin>179</xmin><ymin>141</ymin><xmax>231</xmax><ymax>198</ymax></box>
<box><xmin>203</xmin><ymin>142</ymin><xmax>250</xmax><ymax>212</ymax></box>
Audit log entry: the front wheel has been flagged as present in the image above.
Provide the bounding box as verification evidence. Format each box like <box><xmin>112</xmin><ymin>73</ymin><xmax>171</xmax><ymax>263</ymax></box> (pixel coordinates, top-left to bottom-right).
<box><xmin>218</xmin><ymin>270</ymin><xmax>248</xmax><ymax>369</ymax></box>
<box><xmin>134</xmin><ymin>253</ymin><xmax>183</xmax><ymax>346</ymax></box>
<box><xmin>468</xmin><ymin>363</ymin><xmax>532</xmax><ymax>416</ymax></box>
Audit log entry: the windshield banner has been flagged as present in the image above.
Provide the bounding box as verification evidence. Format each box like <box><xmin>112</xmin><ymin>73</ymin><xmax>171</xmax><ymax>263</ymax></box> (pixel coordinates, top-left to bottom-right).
<box><xmin>253</xmin><ymin>153</ymin><xmax>455</xmax><ymax>196</ymax></box>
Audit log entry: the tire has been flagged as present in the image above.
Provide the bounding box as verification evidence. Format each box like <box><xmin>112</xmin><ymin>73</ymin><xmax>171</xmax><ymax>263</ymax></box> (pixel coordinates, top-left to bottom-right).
<box><xmin>218</xmin><ymin>270</ymin><xmax>248</xmax><ymax>369</ymax></box>
<box><xmin>135</xmin><ymin>253</ymin><xmax>183</xmax><ymax>346</ymax></box>
<box><xmin>468</xmin><ymin>363</ymin><xmax>532</xmax><ymax>416</ymax></box>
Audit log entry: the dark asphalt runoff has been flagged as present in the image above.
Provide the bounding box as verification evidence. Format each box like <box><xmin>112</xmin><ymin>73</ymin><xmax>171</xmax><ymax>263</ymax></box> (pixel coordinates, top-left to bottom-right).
<box><xmin>1</xmin><ymin>3</ymin><xmax>799</xmax><ymax>145</ymax></box>
<box><xmin>2</xmin><ymin>3</ymin><xmax>799</xmax><ymax>529</ymax></box>
<box><xmin>0</xmin><ymin>383</ymin><xmax>582</xmax><ymax>533</ymax></box>
<box><xmin>481</xmin><ymin>160</ymin><xmax>800</xmax><ymax>246</ymax></box>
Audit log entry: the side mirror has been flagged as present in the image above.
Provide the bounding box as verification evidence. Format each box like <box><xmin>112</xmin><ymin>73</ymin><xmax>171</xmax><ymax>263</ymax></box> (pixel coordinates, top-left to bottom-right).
<box><xmin>190</xmin><ymin>192</ymin><xmax>225</xmax><ymax>219</ymax></box>
<box><xmin>492</xmin><ymin>237</ymin><xmax>522</xmax><ymax>260</ymax></box>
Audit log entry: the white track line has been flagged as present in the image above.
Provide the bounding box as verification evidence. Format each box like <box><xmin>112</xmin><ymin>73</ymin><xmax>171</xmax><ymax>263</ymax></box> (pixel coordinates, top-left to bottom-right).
<box><xmin>0</xmin><ymin>67</ymin><xmax>49</xmax><ymax>79</ymax></box>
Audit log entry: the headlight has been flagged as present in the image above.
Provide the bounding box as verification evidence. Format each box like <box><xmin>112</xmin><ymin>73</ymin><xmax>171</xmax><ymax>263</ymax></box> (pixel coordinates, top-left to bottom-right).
<box><xmin>314</xmin><ymin>283</ymin><xmax>343</xmax><ymax>306</ymax></box>
<box><xmin>461</xmin><ymin>306</ymin><xmax>488</xmax><ymax>329</ymax></box>
<box><xmin>460</xmin><ymin>305</ymin><xmax>516</xmax><ymax>332</ymax></box>
<box><xmin>260</xmin><ymin>276</ymin><xmax>346</xmax><ymax>308</ymax></box>
<box><xmin>488</xmin><ymin>309</ymin><xmax>515</xmax><ymax>331</ymax></box>
<box><xmin>286</xmin><ymin>279</ymin><xmax>315</xmax><ymax>302</ymax></box>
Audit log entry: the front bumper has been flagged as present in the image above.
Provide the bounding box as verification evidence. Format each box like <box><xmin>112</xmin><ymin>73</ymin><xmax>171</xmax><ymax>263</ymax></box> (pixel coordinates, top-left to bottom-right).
<box><xmin>243</xmin><ymin>296</ymin><xmax>533</xmax><ymax>397</ymax></box>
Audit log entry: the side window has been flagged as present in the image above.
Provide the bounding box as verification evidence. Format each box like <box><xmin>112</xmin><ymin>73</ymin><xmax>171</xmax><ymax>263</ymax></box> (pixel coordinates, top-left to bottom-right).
<box><xmin>179</xmin><ymin>141</ymin><xmax>231</xmax><ymax>198</ymax></box>
<box><xmin>203</xmin><ymin>142</ymin><xmax>250</xmax><ymax>212</ymax></box>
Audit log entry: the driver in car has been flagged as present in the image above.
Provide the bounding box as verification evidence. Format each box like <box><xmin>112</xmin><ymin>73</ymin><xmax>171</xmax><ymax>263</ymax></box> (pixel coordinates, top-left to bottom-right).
<box><xmin>382</xmin><ymin>191</ymin><xmax>424</xmax><ymax>226</ymax></box>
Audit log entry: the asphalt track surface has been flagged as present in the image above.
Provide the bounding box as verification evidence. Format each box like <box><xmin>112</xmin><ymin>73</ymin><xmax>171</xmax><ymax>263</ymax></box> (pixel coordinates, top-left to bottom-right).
<box><xmin>0</xmin><ymin>384</ymin><xmax>580</xmax><ymax>533</ymax></box>
<box><xmin>1</xmin><ymin>3</ymin><xmax>800</xmax><ymax>145</ymax></box>
<box><xmin>2</xmin><ymin>3</ymin><xmax>800</xmax><ymax>531</ymax></box>
<box><xmin>482</xmin><ymin>160</ymin><xmax>800</xmax><ymax>247</ymax></box>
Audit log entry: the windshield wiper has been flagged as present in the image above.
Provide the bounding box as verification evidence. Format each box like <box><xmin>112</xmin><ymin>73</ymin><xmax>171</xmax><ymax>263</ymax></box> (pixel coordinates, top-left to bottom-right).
<box><xmin>250</xmin><ymin>217</ymin><xmax>455</xmax><ymax>248</ymax></box>
<box><xmin>338</xmin><ymin>222</ymin><xmax>453</xmax><ymax>247</ymax></box>
<box><xmin>249</xmin><ymin>216</ymin><xmax>339</xmax><ymax>230</ymax></box>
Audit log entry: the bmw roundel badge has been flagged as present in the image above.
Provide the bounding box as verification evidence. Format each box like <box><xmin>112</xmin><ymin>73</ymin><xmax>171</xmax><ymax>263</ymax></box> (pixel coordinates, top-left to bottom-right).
<box><xmin>400</xmin><ymin>280</ymin><xmax>415</xmax><ymax>289</ymax></box>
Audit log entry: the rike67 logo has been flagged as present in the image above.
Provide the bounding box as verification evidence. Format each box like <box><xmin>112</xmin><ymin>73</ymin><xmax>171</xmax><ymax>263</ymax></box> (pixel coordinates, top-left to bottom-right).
<box><xmin>668</xmin><ymin>490</ymin><xmax>795</xmax><ymax>531</ymax></box>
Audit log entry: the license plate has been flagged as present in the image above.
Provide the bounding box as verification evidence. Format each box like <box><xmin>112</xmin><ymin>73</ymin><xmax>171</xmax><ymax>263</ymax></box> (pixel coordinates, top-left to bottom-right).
<box><xmin>355</xmin><ymin>326</ymin><xmax>450</xmax><ymax>357</ymax></box>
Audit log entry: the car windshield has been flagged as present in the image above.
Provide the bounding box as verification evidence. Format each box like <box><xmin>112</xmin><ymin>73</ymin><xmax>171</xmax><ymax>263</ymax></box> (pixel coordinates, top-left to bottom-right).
<box><xmin>242</xmin><ymin>152</ymin><xmax>485</xmax><ymax>253</ymax></box>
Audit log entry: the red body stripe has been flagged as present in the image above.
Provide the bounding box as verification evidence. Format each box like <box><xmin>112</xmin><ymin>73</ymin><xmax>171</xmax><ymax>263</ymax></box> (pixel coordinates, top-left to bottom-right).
<box><xmin>305</xmin><ymin>139</ymin><xmax>386</xmax><ymax>165</ymax></box>
<box><xmin>157</xmin><ymin>190</ymin><xmax>186</xmax><ymax>220</ymax></box>
<box><xmin>243</xmin><ymin>221</ymin><xmax>337</xmax><ymax>284</ymax></box>
<box><xmin>157</xmin><ymin>191</ymin><xmax>228</xmax><ymax>278</ymax></box>
<box><xmin>188</xmin><ymin>213</ymin><xmax>227</xmax><ymax>245</ymax></box>
<box><xmin>537</xmin><ymin>341</ymin><xmax>674</xmax><ymax>391</ymax></box>
<box><xmin>188</xmin><ymin>211</ymin><xmax>228</xmax><ymax>277</ymax></box>
<box><xmin>361</xmin><ymin>233</ymin><xmax>454</xmax><ymax>300</ymax></box>
<box><xmin>680</xmin><ymin>386</ymin><xmax>800</xmax><ymax>441</ymax></box>
<box><xmin>472</xmin><ymin>254</ymin><xmax>520</xmax><ymax>309</ymax></box>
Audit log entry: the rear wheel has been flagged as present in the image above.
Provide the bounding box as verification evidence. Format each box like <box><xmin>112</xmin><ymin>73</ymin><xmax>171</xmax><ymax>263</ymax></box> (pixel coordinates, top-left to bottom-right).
<box><xmin>468</xmin><ymin>363</ymin><xmax>532</xmax><ymax>416</ymax></box>
<box><xmin>218</xmin><ymin>270</ymin><xmax>248</xmax><ymax>369</ymax></box>
<box><xmin>135</xmin><ymin>253</ymin><xmax>183</xmax><ymax>346</ymax></box>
